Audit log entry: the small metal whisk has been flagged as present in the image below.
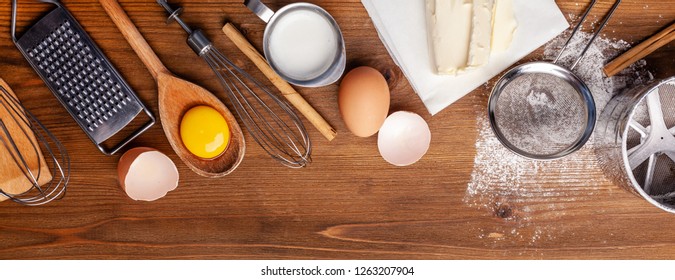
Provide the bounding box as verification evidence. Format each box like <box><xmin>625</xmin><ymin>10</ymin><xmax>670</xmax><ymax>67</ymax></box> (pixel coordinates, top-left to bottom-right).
<box><xmin>0</xmin><ymin>82</ymin><xmax>70</xmax><ymax>206</ymax></box>
<box><xmin>156</xmin><ymin>0</ymin><xmax>311</xmax><ymax>168</ymax></box>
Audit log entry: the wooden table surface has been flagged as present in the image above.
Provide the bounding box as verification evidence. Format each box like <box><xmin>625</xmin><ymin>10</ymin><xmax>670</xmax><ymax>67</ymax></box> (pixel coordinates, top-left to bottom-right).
<box><xmin>0</xmin><ymin>0</ymin><xmax>674</xmax><ymax>260</ymax></box>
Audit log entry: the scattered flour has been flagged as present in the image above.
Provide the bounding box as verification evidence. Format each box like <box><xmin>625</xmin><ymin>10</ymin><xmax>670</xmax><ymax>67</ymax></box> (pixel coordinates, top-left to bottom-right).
<box><xmin>466</xmin><ymin>30</ymin><xmax>653</xmax><ymax>247</ymax></box>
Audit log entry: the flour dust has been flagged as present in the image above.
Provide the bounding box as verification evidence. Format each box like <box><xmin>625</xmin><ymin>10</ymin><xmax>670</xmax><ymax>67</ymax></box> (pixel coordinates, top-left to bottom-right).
<box><xmin>466</xmin><ymin>30</ymin><xmax>653</xmax><ymax>246</ymax></box>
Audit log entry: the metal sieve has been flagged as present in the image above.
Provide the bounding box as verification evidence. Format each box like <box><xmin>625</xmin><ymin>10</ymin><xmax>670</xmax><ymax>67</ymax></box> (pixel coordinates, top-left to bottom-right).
<box><xmin>597</xmin><ymin>77</ymin><xmax>675</xmax><ymax>214</ymax></box>
<box><xmin>488</xmin><ymin>0</ymin><xmax>620</xmax><ymax>160</ymax></box>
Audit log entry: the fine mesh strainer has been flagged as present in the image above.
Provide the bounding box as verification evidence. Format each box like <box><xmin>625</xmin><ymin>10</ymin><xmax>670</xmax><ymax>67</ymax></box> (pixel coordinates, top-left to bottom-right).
<box><xmin>11</xmin><ymin>0</ymin><xmax>155</xmax><ymax>155</ymax></box>
<box><xmin>488</xmin><ymin>0</ymin><xmax>621</xmax><ymax>160</ymax></box>
<box><xmin>597</xmin><ymin>77</ymin><xmax>675</xmax><ymax>214</ymax></box>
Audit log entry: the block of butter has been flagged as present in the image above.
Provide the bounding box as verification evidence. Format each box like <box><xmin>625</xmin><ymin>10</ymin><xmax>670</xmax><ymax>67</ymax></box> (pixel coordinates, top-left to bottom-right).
<box><xmin>426</xmin><ymin>0</ymin><xmax>517</xmax><ymax>75</ymax></box>
<box><xmin>361</xmin><ymin>0</ymin><xmax>569</xmax><ymax>115</ymax></box>
<box><xmin>425</xmin><ymin>0</ymin><xmax>473</xmax><ymax>75</ymax></box>
<box><xmin>492</xmin><ymin>0</ymin><xmax>518</xmax><ymax>52</ymax></box>
<box><xmin>468</xmin><ymin>0</ymin><xmax>496</xmax><ymax>67</ymax></box>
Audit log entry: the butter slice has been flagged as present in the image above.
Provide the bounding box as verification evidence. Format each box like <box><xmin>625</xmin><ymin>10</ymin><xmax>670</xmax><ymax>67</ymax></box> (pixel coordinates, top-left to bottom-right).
<box><xmin>492</xmin><ymin>0</ymin><xmax>518</xmax><ymax>52</ymax></box>
<box><xmin>468</xmin><ymin>0</ymin><xmax>496</xmax><ymax>67</ymax></box>
<box><xmin>426</xmin><ymin>0</ymin><xmax>516</xmax><ymax>75</ymax></box>
<box><xmin>425</xmin><ymin>0</ymin><xmax>473</xmax><ymax>75</ymax></box>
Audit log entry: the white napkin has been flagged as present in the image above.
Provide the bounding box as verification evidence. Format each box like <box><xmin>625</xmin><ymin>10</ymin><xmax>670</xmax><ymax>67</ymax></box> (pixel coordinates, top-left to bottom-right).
<box><xmin>361</xmin><ymin>0</ymin><xmax>569</xmax><ymax>115</ymax></box>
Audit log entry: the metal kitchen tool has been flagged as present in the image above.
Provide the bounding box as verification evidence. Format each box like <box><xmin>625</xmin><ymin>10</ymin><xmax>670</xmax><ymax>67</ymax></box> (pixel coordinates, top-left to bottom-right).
<box><xmin>0</xmin><ymin>79</ymin><xmax>69</xmax><ymax>206</ymax></box>
<box><xmin>11</xmin><ymin>0</ymin><xmax>155</xmax><ymax>155</ymax></box>
<box><xmin>488</xmin><ymin>0</ymin><xmax>621</xmax><ymax>160</ymax></box>
<box><xmin>244</xmin><ymin>0</ymin><xmax>346</xmax><ymax>87</ymax></box>
<box><xmin>222</xmin><ymin>23</ymin><xmax>337</xmax><ymax>141</ymax></box>
<box><xmin>156</xmin><ymin>0</ymin><xmax>311</xmax><ymax>168</ymax></box>
<box><xmin>596</xmin><ymin>77</ymin><xmax>675</xmax><ymax>214</ymax></box>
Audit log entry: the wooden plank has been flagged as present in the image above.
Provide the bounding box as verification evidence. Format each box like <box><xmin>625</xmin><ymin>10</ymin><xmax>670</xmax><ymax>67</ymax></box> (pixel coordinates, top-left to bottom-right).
<box><xmin>0</xmin><ymin>0</ymin><xmax>673</xmax><ymax>259</ymax></box>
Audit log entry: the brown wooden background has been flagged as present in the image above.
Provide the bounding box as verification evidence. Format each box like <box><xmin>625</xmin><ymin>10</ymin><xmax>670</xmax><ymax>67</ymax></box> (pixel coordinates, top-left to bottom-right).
<box><xmin>0</xmin><ymin>0</ymin><xmax>674</xmax><ymax>259</ymax></box>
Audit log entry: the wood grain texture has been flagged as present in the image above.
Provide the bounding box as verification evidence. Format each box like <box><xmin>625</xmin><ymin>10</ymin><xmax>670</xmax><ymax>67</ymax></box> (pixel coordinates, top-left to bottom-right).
<box><xmin>604</xmin><ymin>21</ymin><xmax>675</xmax><ymax>77</ymax></box>
<box><xmin>98</xmin><ymin>0</ymin><xmax>170</xmax><ymax>80</ymax></box>
<box><xmin>0</xmin><ymin>0</ymin><xmax>673</xmax><ymax>259</ymax></box>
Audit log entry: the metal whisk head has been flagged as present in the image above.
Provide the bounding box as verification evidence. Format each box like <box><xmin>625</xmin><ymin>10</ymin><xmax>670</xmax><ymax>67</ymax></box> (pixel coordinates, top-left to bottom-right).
<box><xmin>0</xmin><ymin>82</ymin><xmax>70</xmax><ymax>206</ymax></box>
<box><xmin>157</xmin><ymin>0</ymin><xmax>311</xmax><ymax>168</ymax></box>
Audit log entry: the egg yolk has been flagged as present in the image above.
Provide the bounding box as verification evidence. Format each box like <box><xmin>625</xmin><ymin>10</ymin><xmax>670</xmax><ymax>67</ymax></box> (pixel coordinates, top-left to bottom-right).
<box><xmin>180</xmin><ymin>106</ymin><xmax>231</xmax><ymax>159</ymax></box>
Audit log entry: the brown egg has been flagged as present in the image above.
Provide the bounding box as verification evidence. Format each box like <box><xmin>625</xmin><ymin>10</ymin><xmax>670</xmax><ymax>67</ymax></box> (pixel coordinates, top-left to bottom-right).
<box><xmin>338</xmin><ymin>66</ymin><xmax>391</xmax><ymax>137</ymax></box>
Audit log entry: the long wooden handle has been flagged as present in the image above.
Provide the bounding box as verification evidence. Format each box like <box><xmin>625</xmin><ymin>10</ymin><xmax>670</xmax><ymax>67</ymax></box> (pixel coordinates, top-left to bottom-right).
<box><xmin>604</xmin><ymin>21</ymin><xmax>675</xmax><ymax>77</ymax></box>
<box><xmin>99</xmin><ymin>0</ymin><xmax>170</xmax><ymax>80</ymax></box>
<box><xmin>222</xmin><ymin>23</ymin><xmax>337</xmax><ymax>141</ymax></box>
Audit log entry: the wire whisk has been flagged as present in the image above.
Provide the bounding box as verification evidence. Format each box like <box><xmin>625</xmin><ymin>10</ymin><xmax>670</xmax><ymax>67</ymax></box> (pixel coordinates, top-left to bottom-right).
<box><xmin>0</xmin><ymin>80</ymin><xmax>69</xmax><ymax>206</ymax></box>
<box><xmin>157</xmin><ymin>0</ymin><xmax>311</xmax><ymax>168</ymax></box>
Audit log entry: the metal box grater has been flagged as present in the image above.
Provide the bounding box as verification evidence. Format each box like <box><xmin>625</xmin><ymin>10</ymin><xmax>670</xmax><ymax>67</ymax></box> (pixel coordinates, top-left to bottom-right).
<box><xmin>11</xmin><ymin>0</ymin><xmax>154</xmax><ymax>155</ymax></box>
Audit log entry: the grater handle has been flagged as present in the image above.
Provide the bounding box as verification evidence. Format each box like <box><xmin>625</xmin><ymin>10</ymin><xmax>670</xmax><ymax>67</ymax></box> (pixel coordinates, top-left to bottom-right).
<box><xmin>98</xmin><ymin>0</ymin><xmax>170</xmax><ymax>80</ymax></box>
<box><xmin>11</xmin><ymin>0</ymin><xmax>62</xmax><ymax>42</ymax></box>
<box><xmin>99</xmin><ymin>112</ymin><xmax>155</xmax><ymax>156</ymax></box>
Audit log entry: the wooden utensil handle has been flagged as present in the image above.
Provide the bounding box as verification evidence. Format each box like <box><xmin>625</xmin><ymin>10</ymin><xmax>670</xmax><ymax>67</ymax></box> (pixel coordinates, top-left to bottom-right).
<box><xmin>0</xmin><ymin>79</ymin><xmax>53</xmax><ymax>200</ymax></box>
<box><xmin>604</xmin><ymin>21</ymin><xmax>675</xmax><ymax>77</ymax></box>
<box><xmin>99</xmin><ymin>0</ymin><xmax>170</xmax><ymax>80</ymax></box>
<box><xmin>222</xmin><ymin>23</ymin><xmax>338</xmax><ymax>141</ymax></box>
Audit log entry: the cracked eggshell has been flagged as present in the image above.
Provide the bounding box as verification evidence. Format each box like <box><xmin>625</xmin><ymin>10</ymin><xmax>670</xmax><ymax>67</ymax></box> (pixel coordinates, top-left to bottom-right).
<box><xmin>377</xmin><ymin>111</ymin><xmax>431</xmax><ymax>166</ymax></box>
<box><xmin>118</xmin><ymin>147</ymin><xmax>179</xmax><ymax>201</ymax></box>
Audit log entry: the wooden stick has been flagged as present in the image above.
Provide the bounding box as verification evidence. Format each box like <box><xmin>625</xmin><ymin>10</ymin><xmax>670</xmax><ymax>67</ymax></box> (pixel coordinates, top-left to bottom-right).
<box><xmin>99</xmin><ymin>0</ymin><xmax>170</xmax><ymax>80</ymax></box>
<box><xmin>223</xmin><ymin>23</ymin><xmax>337</xmax><ymax>141</ymax></box>
<box><xmin>604</xmin><ymin>21</ymin><xmax>675</xmax><ymax>77</ymax></box>
<box><xmin>222</xmin><ymin>23</ymin><xmax>337</xmax><ymax>142</ymax></box>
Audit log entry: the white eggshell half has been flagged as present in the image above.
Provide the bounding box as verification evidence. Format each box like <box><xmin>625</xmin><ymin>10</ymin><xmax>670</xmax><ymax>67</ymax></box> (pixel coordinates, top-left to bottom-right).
<box><xmin>121</xmin><ymin>150</ymin><xmax>179</xmax><ymax>201</ymax></box>
<box><xmin>377</xmin><ymin>111</ymin><xmax>431</xmax><ymax>166</ymax></box>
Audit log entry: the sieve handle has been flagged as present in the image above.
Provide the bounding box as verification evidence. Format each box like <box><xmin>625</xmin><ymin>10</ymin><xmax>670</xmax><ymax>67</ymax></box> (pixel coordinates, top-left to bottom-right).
<box><xmin>99</xmin><ymin>0</ymin><xmax>170</xmax><ymax>80</ymax></box>
<box><xmin>554</xmin><ymin>0</ymin><xmax>622</xmax><ymax>70</ymax></box>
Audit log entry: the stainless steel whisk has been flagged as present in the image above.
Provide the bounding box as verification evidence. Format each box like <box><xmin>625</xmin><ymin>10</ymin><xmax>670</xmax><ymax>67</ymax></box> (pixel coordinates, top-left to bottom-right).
<box><xmin>156</xmin><ymin>0</ymin><xmax>311</xmax><ymax>168</ymax></box>
<box><xmin>0</xmin><ymin>82</ymin><xmax>70</xmax><ymax>206</ymax></box>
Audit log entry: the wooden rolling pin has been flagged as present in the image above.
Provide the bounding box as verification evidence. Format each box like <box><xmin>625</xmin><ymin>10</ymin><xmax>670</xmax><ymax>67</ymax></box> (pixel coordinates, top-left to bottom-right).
<box><xmin>222</xmin><ymin>23</ymin><xmax>337</xmax><ymax>141</ymax></box>
<box><xmin>604</xmin><ymin>21</ymin><xmax>675</xmax><ymax>77</ymax></box>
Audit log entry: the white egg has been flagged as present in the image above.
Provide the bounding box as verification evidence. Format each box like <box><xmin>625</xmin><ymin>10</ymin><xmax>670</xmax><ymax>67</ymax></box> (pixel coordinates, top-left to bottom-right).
<box><xmin>118</xmin><ymin>147</ymin><xmax>179</xmax><ymax>201</ymax></box>
<box><xmin>377</xmin><ymin>111</ymin><xmax>431</xmax><ymax>166</ymax></box>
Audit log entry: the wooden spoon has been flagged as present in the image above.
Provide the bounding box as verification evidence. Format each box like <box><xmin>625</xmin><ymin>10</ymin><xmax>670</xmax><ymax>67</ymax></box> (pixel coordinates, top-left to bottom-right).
<box><xmin>99</xmin><ymin>0</ymin><xmax>245</xmax><ymax>178</ymax></box>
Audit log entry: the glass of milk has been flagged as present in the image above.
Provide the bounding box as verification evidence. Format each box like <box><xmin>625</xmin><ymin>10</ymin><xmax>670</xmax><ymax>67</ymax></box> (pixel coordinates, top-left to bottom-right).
<box><xmin>245</xmin><ymin>0</ymin><xmax>346</xmax><ymax>87</ymax></box>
